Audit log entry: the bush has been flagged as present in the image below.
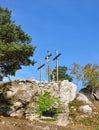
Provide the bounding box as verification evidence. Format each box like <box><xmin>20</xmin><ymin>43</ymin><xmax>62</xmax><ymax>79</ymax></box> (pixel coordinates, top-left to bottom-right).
<box><xmin>37</xmin><ymin>91</ymin><xmax>61</xmax><ymax>118</ymax></box>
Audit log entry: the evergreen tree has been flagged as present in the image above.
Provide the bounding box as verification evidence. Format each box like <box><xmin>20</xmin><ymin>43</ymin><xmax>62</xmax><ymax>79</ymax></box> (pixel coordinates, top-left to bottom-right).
<box><xmin>0</xmin><ymin>6</ymin><xmax>36</xmax><ymax>80</ymax></box>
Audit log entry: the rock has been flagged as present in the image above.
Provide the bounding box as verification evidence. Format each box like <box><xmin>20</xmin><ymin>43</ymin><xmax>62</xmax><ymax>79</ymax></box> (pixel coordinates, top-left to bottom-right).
<box><xmin>5</xmin><ymin>91</ymin><xmax>15</xmax><ymax>98</ymax></box>
<box><xmin>25</xmin><ymin>101</ymin><xmax>38</xmax><ymax>115</ymax></box>
<box><xmin>4</xmin><ymin>87</ymin><xmax>18</xmax><ymax>98</ymax></box>
<box><xmin>40</xmin><ymin>116</ymin><xmax>54</xmax><ymax>120</ymax></box>
<box><xmin>79</xmin><ymin>105</ymin><xmax>92</xmax><ymax>114</ymax></box>
<box><xmin>15</xmin><ymin>88</ymin><xmax>37</xmax><ymax>102</ymax></box>
<box><xmin>43</xmin><ymin>126</ymin><xmax>50</xmax><ymax>130</ymax></box>
<box><xmin>57</xmin><ymin>113</ymin><xmax>69</xmax><ymax>126</ymax></box>
<box><xmin>1</xmin><ymin>121</ymin><xmax>5</xmax><ymax>125</ymax></box>
<box><xmin>80</xmin><ymin>85</ymin><xmax>99</xmax><ymax>101</ymax></box>
<box><xmin>59</xmin><ymin>80</ymin><xmax>77</xmax><ymax>112</ymax></box>
<box><xmin>16</xmin><ymin>79</ymin><xmax>26</xmax><ymax>82</ymax></box>
<box><xmin>38</xmin><ymin>81</ymin><xmax>59</xmax><ymax>97</ymax></box>
<box><xmin>93</xmin><ymin>86</ymin><xmax>99</xmax><ymax>100</ymax></box>
<box><xmin>10</xmin><ymin>108</ymin><xmax>25</xmax><ymax>117</ymax></box>
<box><xmin>13</xmin><ymin>102</ymin><xmax>22</xmax><ymax>107</ymax></box>
<box><xmin>7</xmin><ymin>101</ymin><xmax>27</xmax><ymax>116</ymax></box>
<box><xmin>26</xmin><ymin>77</ymin><xmax>39</xmax><ymax>83</ymax></box>
<box><xmin>26</xmin><ymin>113</ymin><xmax>39</xmax><ymax>121</ymax></box>
<box><xmin>59</xmin><ymin>80</ymin><xmax>77</xmax><ymax>103</ymax></box>
<box><xmin>77</xmin><ymin>93</ymin><xmax>92</xmax><ymax>105</ymax></box>
<box><xmin>12</xmin><ymin>85</ymin><xmax>38</xmax><ymax>102</ymax></box>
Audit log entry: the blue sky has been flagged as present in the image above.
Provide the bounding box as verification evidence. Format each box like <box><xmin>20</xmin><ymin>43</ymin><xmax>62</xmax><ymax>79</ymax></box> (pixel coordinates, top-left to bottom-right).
<box><xmin>0</xmin><ymin>0</ymin><xmax>99</xmax><ymax>87</ymax></box>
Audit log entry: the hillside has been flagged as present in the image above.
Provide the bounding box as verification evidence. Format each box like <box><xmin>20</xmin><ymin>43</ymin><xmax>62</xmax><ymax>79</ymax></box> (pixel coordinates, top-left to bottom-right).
<box><xmin>0</xmin><ymin>79</ymin><xmax>99</xmax><ymax>130</ymax></box>
<box><xmin>0</xmin><ymin>101</ymin><xmax>99</xmax><ymax>130</ymax></box>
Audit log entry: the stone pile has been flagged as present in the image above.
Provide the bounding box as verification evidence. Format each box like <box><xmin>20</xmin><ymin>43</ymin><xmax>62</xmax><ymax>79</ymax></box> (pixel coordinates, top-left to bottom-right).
<box><xmin>76</xmin><ymin>93</ymin><xmax>93</xmax><ymax>114</ymax></box>
<box><xmin>0</xmin><ymin>78</ymin><xmax>93</xmax><ymax>126</ymax></box>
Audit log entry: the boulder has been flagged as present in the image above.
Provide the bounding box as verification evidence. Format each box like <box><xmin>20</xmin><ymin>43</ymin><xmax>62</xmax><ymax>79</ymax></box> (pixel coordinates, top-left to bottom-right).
<box><xmin>25</xmin><ymin>101</ymin><xmax>38</xmax><ymax>116</ymax></box>
<box><xmin>80</xmin><ymin>85</ymin><xmax>99</xmax><ymax>101</ymax></box>
<box><xmin>59</xmin><ymin>80</ymin><xmax>77</xmax><ymax>112</ymax></box>
<box><xmin>79</xmin><ymin>105</ymin><xmax>92</xmax><ymax>114</ymax></box>
<box><xmin>10</xmin><ymin>108</ymin><xmax>25</xmax><ymax>117</ymax></box>
<box><xmin>57</xmin><ymin>113</ymin><xmax>69</xmax><ymax>126</ymax></box>
<box><xmin>4</xmin><ymin>86</ymin><xmax>18</xmax><ymax>98</ymax></box>
<box><xmin>77</xmin><ymin>93</ymin><xmax>92</xmax><ymax>105</ymax></box>
<box><xmin>93</xmin><ymin>86</ymin><xmax>99</xmax><ymax>100</ymax></box>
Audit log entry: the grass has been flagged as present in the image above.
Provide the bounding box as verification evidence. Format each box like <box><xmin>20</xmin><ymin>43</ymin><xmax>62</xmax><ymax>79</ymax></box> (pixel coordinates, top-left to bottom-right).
<box><xmin>79</xmin><ymin>116</ymin><xmax>99</xmax><ymax>130</ymax></box>
<box><xmin>68</xmin><ymin>98</ymin><xmax>99</xmax><ymax>130</ymax></box>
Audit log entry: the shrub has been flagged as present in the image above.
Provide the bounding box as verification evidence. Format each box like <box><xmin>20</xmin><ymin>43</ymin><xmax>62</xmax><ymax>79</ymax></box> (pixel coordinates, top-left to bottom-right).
<box><xmin>37</xmin><ymin>91</ymin><xmax>61</xmax><ymax>118</ymax></box>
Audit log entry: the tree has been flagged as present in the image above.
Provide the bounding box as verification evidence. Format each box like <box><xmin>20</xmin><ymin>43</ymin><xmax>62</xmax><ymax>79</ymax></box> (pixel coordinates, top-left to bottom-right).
<box><xmin>70</xmin><ymin>62</ymin><xmax>99</xmax><ymax>89</ymax></box>
<box><xmin>50</xmin><ymin>66</ymin><xmax>73</xmax><ymax>82</ymax></box>
<box><xmin>70</xmin><ymin>62</ymin><xmax>82</xmax><ymax>82</ymax></box>
<box><xmin>0</xmin><ymin>6</ymin><xmax>36</xmax><ymax>80</ymax></box>
<box><xmin>82</xmin><ymin>63</ymin><xmax>99</xmax><ymax>87</ymax></box>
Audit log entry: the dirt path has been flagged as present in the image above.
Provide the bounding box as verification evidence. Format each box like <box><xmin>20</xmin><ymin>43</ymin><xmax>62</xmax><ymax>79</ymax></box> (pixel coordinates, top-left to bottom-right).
<box><xmin>0</xmin><ymin>116</ymin><xmax>93</xmax><ymax>130</ymax></box>
<box><xmin>0</xmin><ymin>116</ymin><xmax>67</xmax><ymax>130</ymax></box>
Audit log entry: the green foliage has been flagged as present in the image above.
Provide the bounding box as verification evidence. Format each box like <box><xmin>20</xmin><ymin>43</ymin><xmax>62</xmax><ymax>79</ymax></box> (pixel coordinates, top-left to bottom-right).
<box><xmin>50</xmin><ymin>66</ymin><xmax>73</xmax><ymax>81</ymax></box>
<box><xmin>0</xmin><ymin>6</ymin><xmax>36</xmax><ymax>80</ymax></box>
<box><xmin>80</xmin><ymin>117</ymin><xmax>94</xmax><ymax>126</ymax></box>
<box><xmin>37</xmin><ymin>91</ymin><xmax>61</xmax><ymax>117</ymax></box>
<box><xmin>0</xmin><ymin>85</ymin><xmax>3</xmax><ymax>90</ymax></box>
<box><xmin>68</xmin><ymin>99</ymin><xmax>76</xmax><ymax>109</ymax></box>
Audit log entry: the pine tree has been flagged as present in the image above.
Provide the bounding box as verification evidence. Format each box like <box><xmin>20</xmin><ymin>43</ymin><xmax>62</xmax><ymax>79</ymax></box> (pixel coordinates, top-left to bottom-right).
<box><xmin>0</xmin><ymin>6</ymin><xmax>36</xmax><ymax>80</ymax></box>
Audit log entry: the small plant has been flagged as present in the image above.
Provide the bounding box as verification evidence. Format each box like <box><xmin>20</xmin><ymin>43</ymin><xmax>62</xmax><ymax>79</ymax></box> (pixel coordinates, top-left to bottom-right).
<box><xmin>37</xmin><ymin>91</ymin><xmax>61</xmax><ymax>118</ymax></box>
<box><xmin>80</xmin><ymin>117</ymin><xmax>94</xmax><ymax>126</ymax></box>
<box><xmin>68</xmin><ymin>99</ymin><xmax>76</xmax><ymax>109</ymax></box>
<box><xmin>0</xmin><ymin>85</ymin><xmax>3</xmax><ymax>90</ymax></box>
